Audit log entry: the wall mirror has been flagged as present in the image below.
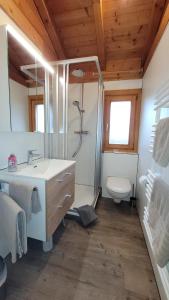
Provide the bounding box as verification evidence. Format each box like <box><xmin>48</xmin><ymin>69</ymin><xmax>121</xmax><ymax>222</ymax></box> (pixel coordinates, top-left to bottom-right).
<box><xmin>0</xmin><ymin>26</ymin><xmax>11</xmax><ymax>132</ymax></box>
<box><xmin>7</xmin><ymin>32</ymin><xmax>45</xmax><ymax>133</ymax></box>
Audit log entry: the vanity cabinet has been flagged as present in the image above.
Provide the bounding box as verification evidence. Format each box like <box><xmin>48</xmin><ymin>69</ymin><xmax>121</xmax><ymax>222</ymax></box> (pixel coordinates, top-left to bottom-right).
<box><xmin>46</xmin><ymin>164</ymin><xmax>75</xmax><ymax>238</ymax></box>
<box><xmin>0</xmin><ymin>159</ymin><xmax>75</xmax><ymax>248</ymax></box>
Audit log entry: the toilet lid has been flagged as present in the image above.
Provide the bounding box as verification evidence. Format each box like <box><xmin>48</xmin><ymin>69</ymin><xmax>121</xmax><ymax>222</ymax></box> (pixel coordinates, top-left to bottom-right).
<box><xmin>107</xmin><ymin>177</ymin><xmax>131</xmax><ymax>193</ymax></box>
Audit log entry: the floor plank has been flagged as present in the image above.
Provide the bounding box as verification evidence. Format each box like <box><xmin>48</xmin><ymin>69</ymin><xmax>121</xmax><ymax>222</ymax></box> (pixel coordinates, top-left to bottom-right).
<box><xmin>6</xmin><ymin>198</ymin><xmax>160</xmax><ymax>300</ymax></box>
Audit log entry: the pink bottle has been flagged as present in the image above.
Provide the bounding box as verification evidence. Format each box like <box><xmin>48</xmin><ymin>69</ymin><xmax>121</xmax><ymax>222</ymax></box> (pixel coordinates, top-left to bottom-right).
<box><xmin>8</xmin><ymin>154</ymin><xmax>17</xmax><ymax>172</ymax></box>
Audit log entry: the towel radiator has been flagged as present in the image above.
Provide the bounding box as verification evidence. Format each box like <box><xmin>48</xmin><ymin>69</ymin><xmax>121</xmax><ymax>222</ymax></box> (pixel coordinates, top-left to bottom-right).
<box><xmin>149</xmin><ymin>77</ymin><xmax>169</xmax><ymax>154</ymax></box>
<box><xmin>142</xmin><ymin>169</ymin><xmax>169</xmax><ymax>300</ymax></box>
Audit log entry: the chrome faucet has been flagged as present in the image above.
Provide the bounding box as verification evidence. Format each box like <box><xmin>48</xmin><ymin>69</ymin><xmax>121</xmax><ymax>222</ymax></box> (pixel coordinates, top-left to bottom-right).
<box><xmin>27</xmin><ymin>150</ymin><xmax>40</xmax><ymax>165</ymax></box>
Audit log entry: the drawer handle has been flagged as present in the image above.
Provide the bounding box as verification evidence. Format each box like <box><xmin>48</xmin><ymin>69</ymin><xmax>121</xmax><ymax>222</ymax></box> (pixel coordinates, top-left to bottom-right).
<box><xmin>64</xmin><ymin>172</ymin><xmax>72</xmax><ymax>176</ymax></box>
<box><xmin>64</xmin><ymin>194</ymin><xmax>72</xmax><ymax>200</ymax></box>
<box><xmin>58</xmin><ymin>194</ymin><xmax>72</xmax><ymax>209</ymax></box>
<box><xmin>56</xmin><ymin>172</ymin><xmax>71</xmax><ymax>183</ymax></box>
<box><xmin>56</xmin><ymin>179</ymin><xmax>64</xmax><ymax>183</ymax></box>
<box><xmin>58</xmin><ymin>205</ymin><xmax>63</xmax><ymax>208</ymax></box>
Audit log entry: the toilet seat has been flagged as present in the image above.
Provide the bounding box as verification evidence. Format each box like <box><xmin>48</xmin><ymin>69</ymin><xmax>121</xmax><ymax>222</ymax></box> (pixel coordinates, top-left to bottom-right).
<box><xmin>107</xmin><ymin>176</ymin><xmax>131</xmax><ymax>193</ymax></box>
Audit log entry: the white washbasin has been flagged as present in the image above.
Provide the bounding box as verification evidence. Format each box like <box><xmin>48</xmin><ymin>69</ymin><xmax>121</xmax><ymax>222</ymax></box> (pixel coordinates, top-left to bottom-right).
<box><xmin>4</xmin><ymin>159</ymin><xmax>75</xmax><ymax>180</ymax></box>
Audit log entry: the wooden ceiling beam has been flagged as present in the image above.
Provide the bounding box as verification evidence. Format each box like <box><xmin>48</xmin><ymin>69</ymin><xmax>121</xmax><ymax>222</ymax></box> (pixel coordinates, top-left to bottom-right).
<box><xmin>9</xmin><ymin>63</ymin><xmax>28</xmax><ymax>87</ymax></box>
<box><xmin>34</xmin><ymin>0</ymin><xmax>66</xmax><ymax>59</ymax></box>
<box><xmin>0</xmin><ymin>0</ymin><xmax>57</xmax><ymax>60</ymax></box>
<box><xmin>142</xmin><ymin>0</ymin><xmax>166</xmax><ymax>66</ymax></box>
<box><xmin>93</xmin><ymin>0</ymin><xmax>106</xmax><ymax>70</ymax></box>
<box><xmin>69</xmin><ymin>68</ymin><xmax>143</xmax><ymax>83</ymax></box>
<box><xmin>144</xmin><ymin>0</ymin><xmax>169</xmax><ymax>73</ymax></box>
<box><xmin>106</xmin><ymin>58</ymin><xmax>142</xmax><ymax>73</ymax></box>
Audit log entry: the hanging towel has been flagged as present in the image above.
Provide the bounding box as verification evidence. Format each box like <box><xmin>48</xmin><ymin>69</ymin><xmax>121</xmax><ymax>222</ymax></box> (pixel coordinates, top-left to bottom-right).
<box><xmin>153</xmin><ymin>117</ymin><xmax>169</xmax><ymax>167</ymax></box>
<box><xmin>0</xmin><ymin>192</ymin><xmax>27</xmax><ymax>263</ymax></box>
<box><xmin>9</xmin><ymin>182</ymin><xmax>41</xmax><ymax>222</ymax></box>
<box><xmin>148</xmin><ymin>177</ymin><xmax>169</xmax><ymax>268</ymax></box>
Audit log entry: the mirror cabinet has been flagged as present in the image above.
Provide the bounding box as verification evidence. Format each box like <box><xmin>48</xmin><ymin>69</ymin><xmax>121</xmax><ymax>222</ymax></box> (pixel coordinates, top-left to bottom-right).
<box><xmin>0</xmin><ymin>25</ymin><xmax>45</xmax><ymax>133</ymax></box>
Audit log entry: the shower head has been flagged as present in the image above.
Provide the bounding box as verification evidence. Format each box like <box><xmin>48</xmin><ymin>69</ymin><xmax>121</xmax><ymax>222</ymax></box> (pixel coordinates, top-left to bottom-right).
<box><xmin>72</xmin><ymin>69</ymin><xmax>85</xmax><ymax>78</ymax></box>
<box><xmin>73</xmin><ymin>100</ymin><xmax>80</xmax><ymax>107</ymax></box>
<box><xmin>73</xmin><ymin>100</ymin><xmax>83</xmax><ymax>114</ymax></box>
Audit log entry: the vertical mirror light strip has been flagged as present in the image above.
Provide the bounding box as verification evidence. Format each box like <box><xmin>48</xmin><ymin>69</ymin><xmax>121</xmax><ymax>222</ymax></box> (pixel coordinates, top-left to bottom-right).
<box><xmin>6</xmin><ymin>25</ymin><xmax>54</xmax><ymax>74</ymax></box>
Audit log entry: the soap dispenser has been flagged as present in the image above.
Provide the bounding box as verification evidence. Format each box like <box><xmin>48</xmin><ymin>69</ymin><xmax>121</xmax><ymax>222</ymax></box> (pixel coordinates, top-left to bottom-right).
<box><xmin>8</xmin><ymin>154</ymin><xmax>17</xmax><ymax>172</ymax></box>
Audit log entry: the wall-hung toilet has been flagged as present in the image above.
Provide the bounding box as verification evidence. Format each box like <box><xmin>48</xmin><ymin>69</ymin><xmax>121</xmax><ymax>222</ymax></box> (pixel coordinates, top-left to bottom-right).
<box><xmin>106</xmin><ymin>176</ymin><xmax>132</xmax><ymax>204</ymax></box>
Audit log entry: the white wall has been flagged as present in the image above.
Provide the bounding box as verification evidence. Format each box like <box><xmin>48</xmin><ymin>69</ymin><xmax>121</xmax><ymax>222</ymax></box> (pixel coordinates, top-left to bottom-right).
<box><xmin>101</xmin><ymin>79</ymin><xmax>142</xmax><ymax>197</ymax></box>
<box><xmin>137</xmin><ymin>22</ymin><xmax>169</xmax><ymax>219</ymax></box>
<box><xmin>9</xmin><ymin>80</ymin><xmax>45</xmax><ymax>133</ymax></box>
<box><xmin>67</xmin><ymin>79</ymin><xmax>142</xmax><ymax>191</ymax></box>
<box><xmin>29</xmin><ymin>86</ymin><xmax>44</xmax><ymax>96</ymax></box>
<box><xmin>137</xmin><ymin>22</ymin><xmax>169</xmax><ymax>300</ymax></box>
<box><xmin>0</xmin><ymin>132</ymin><xmax>44</xmax><ymax>169</ymax></box>
<box><xmin>102</xmin><ymin>153</ymin><xmax>138</xmax><ymax>197</ymax></box>
<box><xmin>0</xmin><ymin>80</ymin><xmax>45</xmax><ymax>169</ymax></box>
<box><xmin>104</xmin><ymin>79</ymin><xmax>142</xmax><ymax>90</ymax></box>
<box><xmin>68</xmin><ymin>83</ymin><xmax>98</xmax><ymax>186</ymax></box>
<box><xmin>10</xmin><ymin>79</ymin><xmax>29</xmax><ymax>132</ymax></box>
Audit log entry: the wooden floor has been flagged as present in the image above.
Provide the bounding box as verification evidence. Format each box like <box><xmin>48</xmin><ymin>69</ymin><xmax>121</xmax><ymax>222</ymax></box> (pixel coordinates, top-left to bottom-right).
<box><xmin>6</xmin><ymin>198</ymin><xmax>160</xmax><ymax>300</ymax></box>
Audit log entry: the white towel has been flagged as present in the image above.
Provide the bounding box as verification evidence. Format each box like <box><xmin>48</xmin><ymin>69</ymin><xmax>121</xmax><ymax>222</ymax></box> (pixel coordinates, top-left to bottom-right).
<box><xmin>153</xmin><ymin>117</ymin><xmax>169</xmax><ymax>167</ymax></box>
<box><xmin>148</xmin><ymin>177</ymin><xmax>169</xmax><ymax>267</ymax></box>
<box><xmin>9</xmin><ymin>182</ymin><xmax>41</xmax><ymax>221</ymax></box>
<box><xmin>0</xmin><ymin>192</ymin><xmax>27</xmax><ymax>263</ymax></box>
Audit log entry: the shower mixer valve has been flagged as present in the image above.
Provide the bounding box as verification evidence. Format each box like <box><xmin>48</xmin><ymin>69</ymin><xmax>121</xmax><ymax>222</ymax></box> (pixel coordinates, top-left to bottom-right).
<box><xmin>74</xmin><ymin>130</ymin><xmax>89</xmax><ymax>134</ymax></box>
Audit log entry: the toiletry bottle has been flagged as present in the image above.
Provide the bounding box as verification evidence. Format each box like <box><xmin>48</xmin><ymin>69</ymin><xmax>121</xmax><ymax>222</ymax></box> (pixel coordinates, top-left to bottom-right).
<box><xmin>8</xmin><ymin>154</ymin><xmax>17</xmax><ymax>172</ymax></box>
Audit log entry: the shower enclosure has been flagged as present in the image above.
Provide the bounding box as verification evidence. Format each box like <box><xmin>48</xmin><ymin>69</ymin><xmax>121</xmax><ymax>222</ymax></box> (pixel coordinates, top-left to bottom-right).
<box><xmin>19</xmin><ymin>55</ymin><xmax>103</xmax><ymax>212</ymax></box>
<box><xmin>46</xmin><ymin>57</ymin><xmax>104</xmax><ymax>212</ymax></box>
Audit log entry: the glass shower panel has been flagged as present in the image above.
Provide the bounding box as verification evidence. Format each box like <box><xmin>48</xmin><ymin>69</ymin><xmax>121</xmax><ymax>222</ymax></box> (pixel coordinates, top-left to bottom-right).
<box><xmin>45</xmin><ymin>58</ymin><xmax>104</xmax><ymax>210</ymax></box>
<box><xmin>94</xmin><ymin>79</ymin><xmax>104</xmax><ymax>200</ymax></box>
<box><xmin>46</xmin><ymin>64</ymin><xmax>69</xmax><ymax>159</ymax></box>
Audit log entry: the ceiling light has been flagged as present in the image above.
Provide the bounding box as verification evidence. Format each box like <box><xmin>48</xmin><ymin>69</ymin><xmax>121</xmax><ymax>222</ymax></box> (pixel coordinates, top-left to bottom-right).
<box><xmin>72</xmin><ymin>69</ymin><xmax>85</xmax><ymax>78</ymax></box>
<box><xmin>6</xmin><ymin>24</ymin><xmax>54</xmax><ymax>74</ymax></box>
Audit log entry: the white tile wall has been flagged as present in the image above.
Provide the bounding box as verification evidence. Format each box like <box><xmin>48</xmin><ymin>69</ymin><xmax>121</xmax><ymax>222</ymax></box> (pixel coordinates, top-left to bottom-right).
<box><xmin>67</xmin><ymin>80</ymin><xmax>142</xmax><ymax>190</ymax></box>
<box><xmin>68</xmin><ymin>82</ymin><xmax>98</xmax><ymax>186</ymax></box>
<box><xmin>101</xmin><ymin>79</ymin><xmax>142</xmax><ymax>197</ymax></box>
<box><xmin>101</xmin><ymin>153</ymin><xmax>138</xmax><ymax>197</ymax></box>
<box><xmin>0</xmin><ymin>132</ymin><xmax>44</xmax><ymax>169</ymax></box>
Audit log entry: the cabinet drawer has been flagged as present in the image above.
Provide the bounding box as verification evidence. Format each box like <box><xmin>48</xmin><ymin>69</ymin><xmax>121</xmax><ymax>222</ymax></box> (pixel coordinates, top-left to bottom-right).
<box><xmin>46</xmin><ymin>164</ymin><xmax>75</xmax><ymax>238</ymax></box>
<box><xmin>46</xmin><ymin>165</ymin><xmax>75</xmax><ymax>205</ymax></box>
<box><xmin>47</xmin><ymin>179</ymin><xmax>74</xmax><ymax>218</ymax></box>
<box><xmin>47</xmin><ymin>183</ymin><xmax>74</xmax><ymax>238</ymax></box>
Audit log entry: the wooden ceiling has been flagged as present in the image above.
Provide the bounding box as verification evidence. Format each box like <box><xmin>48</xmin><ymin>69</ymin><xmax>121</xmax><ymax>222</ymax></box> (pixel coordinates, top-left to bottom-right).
<box><xmin>0</xmin><ymin>0</ymin><xmax>168</xmax><ymax>82</ymax></box>
<box><xmin>33</xmin><ymin>0</ymin><xmax>167</xmax><ymax>80</ymax></box>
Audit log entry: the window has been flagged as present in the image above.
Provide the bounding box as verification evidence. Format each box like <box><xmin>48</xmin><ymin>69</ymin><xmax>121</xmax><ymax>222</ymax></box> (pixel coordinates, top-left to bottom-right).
<box><xmin>29</xmin><ymin>95</ymin><xmax>44</xmax><ymax>132</ymax></box>
<box><xmin>35</xmin><ymin>104</ymin><xmax>44</xmax><ymax>132</ymax></box>
<box><xmin>109</xmin><ymin>101</ymin><xmax>131</xmax><ymax>145</ymax></box>
<box><xmin>103</xmin><ymin>89</ymin><xmax>141</xmax><ymax>152</ymax></box>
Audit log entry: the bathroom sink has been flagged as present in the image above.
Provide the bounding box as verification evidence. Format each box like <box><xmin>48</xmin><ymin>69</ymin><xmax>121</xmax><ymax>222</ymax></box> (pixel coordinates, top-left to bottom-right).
<box><xmin>0</xmin><ymin>158</ymin><xmax>76</xmax><ymax>247</ymax></box>
<box><xmin>3</xmin><ymin>159</ymin><xmax>75</xmax><ymax>180</ymax></box>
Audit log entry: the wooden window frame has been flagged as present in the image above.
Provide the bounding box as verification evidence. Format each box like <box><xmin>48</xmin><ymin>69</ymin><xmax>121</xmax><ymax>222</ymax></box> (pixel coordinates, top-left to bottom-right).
<box><xmin>103</xmin><ymin>89</ymin><xmax>141</xmax><ymax>153</ymax></box>
<box><xmin>28</xmin><ymin>95</ymin><xmax>44</xmax><ymax>132</ymax></box>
